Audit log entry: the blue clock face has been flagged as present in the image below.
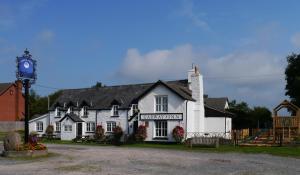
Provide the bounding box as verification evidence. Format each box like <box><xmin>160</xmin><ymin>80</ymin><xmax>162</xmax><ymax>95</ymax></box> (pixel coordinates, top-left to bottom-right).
<box><xmin>18</xmin><ymin>57</ymin><xmax>34</xmax><ymax>79</ymax></box>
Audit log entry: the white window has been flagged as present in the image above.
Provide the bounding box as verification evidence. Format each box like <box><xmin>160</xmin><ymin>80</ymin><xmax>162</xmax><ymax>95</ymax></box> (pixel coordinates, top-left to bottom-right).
<box><xmin>112</xmin><ymin>105</ymin><xmax>119</xmax><ymax>116</ymax></box>
<box><xmin>86</xmin><ymin>122</ymin><xmax>95</xmax><ymax>132</ymax></box>
<box><xmin>106</xmin><ymin>121</ymin><xmax>116</xmax><ymax>132</ymax></box>
<box><xmin>155</xmin><ymin>96</ymin><xmax>168</xmax><ymax>112</ymax></box>
<box><xmin>155</xmin><ymin>121</ymin><xmax>168</xmax><ymax>138</ymax></box>
<box><xmin>55</xmin><ymin>122</ymin><xmax>61</xmax><ymax>132</ymax></box>
<box><xmin>64</xmin><ymin>125</ymin><xmax>72</xmax><ymax>132</ymax></box>
<box><xmin>82</xmin><ymin>106</ymin><xmax>88</xmax><ymax>116</ymax></box>
<box><xmin>55</xmin><ymin>107</ymin><xmax>61</xmax><ymax>117</ymax></box>
<box><xmin>68</xmin><ymin>107</ymin><xmax>73</xmax><ymax>114</ymax></box>
<box><xmin>36</xmin><ymin>122</ymin><xmax>43</xmax><ymax>132</ymax></box>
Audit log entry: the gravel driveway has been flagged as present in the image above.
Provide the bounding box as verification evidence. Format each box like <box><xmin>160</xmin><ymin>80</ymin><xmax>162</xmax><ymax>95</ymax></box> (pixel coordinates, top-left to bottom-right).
<box><xmin>0</xmin><ymin>143</ymin><xmax>300</xmax><ymax>175</ymax></box>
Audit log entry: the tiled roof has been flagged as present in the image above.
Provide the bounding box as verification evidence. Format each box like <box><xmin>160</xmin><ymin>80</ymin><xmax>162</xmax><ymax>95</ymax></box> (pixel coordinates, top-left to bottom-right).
<box><xmin>59</xmin><ymin>113</ymin><xmax>84</xmax><ymax>122</ymax></box>
<box><xmin>50</xmin><ymin>79</ymin><xmax>193</xmax><ymax>110</ymax></box>
<box><xmin>0</xmin><ymin>83</ymin><xmax>13</xmax><ymax>95</ymax></box>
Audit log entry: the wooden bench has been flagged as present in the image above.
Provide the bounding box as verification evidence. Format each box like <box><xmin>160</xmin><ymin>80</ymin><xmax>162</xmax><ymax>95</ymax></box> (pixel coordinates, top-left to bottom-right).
<box><xmin>188</xmin><ymin>137</ymin><xmax>220</xmax><ymax>148</ymax></box>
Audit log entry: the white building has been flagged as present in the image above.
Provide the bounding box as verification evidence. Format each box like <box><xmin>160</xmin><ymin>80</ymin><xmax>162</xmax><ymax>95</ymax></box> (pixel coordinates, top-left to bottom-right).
<box><xmin>29</xmin><ymin>66</ymin><xmax>233</xmax><ymax>141</ymax></box>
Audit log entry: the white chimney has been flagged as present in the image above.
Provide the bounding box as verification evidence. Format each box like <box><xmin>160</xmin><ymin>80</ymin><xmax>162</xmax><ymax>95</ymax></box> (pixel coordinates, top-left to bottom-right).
<box><xmin>188</xmin><ymin>65</ymin><xmax>205</xmax><ymax>133</ymax></box>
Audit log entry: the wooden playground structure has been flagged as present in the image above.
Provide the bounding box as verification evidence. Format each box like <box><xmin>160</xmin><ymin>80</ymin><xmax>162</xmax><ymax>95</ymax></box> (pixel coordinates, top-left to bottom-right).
<box><xmin>273</xmin><ymin>100</ymin><xmax>300</xmax><ymax>143</ymax></box>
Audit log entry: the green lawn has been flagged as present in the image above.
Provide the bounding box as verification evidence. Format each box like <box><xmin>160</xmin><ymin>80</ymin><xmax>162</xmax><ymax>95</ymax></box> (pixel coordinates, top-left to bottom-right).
<box><xmin>40</xmin><ymin>140</ymin><xmax>300</xmax><ymax>158</ymax></box>
<box><xmin>123</xmin><ymin>143</ymin><xmax>300</xmax><ymax>158</ymax></box>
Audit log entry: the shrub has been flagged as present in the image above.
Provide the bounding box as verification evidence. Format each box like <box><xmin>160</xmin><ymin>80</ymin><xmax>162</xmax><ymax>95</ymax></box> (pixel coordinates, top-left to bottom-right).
<box><xmin>95</xmin><ymin>125</ymin><xmax>105</xmax><ymax>142</ymax></box>
<box><xmin>135</xmin><ymin>125</ymin><xmax>147</xmax><ymax>142</ymax></box>
<box><xmin>45</xmin><ymin>125</ymin><xmax>54</xmax><ymax>136</ymax></box>
<box><xmin>113</xmin><ymin>126</ymin><xmax>123</xmax><ymax>145</ymax></box>
<box><xmin>172</xmin><ymin>126</ymin><xmax>185</xmax><ymax>143</ymax></box>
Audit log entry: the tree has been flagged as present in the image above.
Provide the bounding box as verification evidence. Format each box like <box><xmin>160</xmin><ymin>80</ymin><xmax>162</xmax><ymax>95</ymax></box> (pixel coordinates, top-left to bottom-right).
<box><xmin>29</xmin><ymin>90</ymin><xmax>62</xmax><ymax>119</ymax></box>
<box><xmin>285</xmin><ymin>53</ymin><xmax>300</xmax><ymax>107</ymax></box>
<box><xmin>91</xmin><ymin>82</ymin><xmax>105</xmax><ymax>88</ymax></box>
<box><xmin>228</xmin><ymin>100</ymin><xmax>272</xmax><ymax>129</ymax></box>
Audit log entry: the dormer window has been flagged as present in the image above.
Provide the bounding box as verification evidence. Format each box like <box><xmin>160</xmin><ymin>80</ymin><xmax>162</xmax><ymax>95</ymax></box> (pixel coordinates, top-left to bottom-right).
<box><xmin>82</xmin><ymin>106</ymin><xmax>88</xmax><ymax>116</ymax></box>
<box><xmin>68</xmin><ymin>107</ymin><xmax>73</xmax><ymax>114</ymax></box>
<box><xmin>55</xmin><ymin>107</ymin><xmax>61</xmax><ymax>117</ymax></box>
<box><xmin>112</xmin><ymin>105</ymin><xmax>119</xmax><ymax>116</ymax></box>
<box><xmin>132</xmin><ymin>104</ymin><xmax>138</xmax><ymax>114</ymax></box>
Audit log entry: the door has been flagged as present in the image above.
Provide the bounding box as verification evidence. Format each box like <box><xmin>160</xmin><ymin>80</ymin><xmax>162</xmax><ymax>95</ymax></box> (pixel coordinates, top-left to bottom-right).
<box><xmin>133</xmin><ymin>120</ymin><xmax>138</xmax><ymax>134</ymax></box>
<box><xmin>77</xmin><ymin>123</ymin><xmax>82</xmax><ymax>137</ymax></box>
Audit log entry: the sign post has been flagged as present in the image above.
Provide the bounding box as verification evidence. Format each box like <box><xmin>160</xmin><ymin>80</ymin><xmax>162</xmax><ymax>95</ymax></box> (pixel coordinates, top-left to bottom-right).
<box><xmin>16</xmin><ymin>49</ymin><xmax>37</xmax><ymax>143</ymax></box>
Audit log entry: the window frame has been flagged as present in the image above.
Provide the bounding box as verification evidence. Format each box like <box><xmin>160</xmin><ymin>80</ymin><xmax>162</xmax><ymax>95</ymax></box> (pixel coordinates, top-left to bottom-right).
<box><xmin>154</xmin><ymin>120</ymin><xmax>168</xmax><ymax>138</ymax></box>
<box><xmin>106</xmin><ymin>121</ymin><xmax>116</xmax><ymax>133</ymax></box>
<box><xmin>64</xmin><ymin>125</ymin><xmax>72</xmax><ymax>132</ymax></box>
<box><xmin>55</xmin><ymin>107</ymin><xmax>61</xmax><ymax>117</ymax></box>
<box><xmin>155</xmin><ymin>95</ymin><xmax>168</xmax><ymax>112</ymax></box>
<box><xmin>36</xmin><ymin>122</ymin><xmax>43</xmax><ymax>132</ymax></box>
<box><xmin>55</xmin><ymin>122</ymin><xmax>61</xmax><ymax>132</ymax></box>
<box><xmin>86</xmin><ymin>122</ymin><xmax>95</xmax><ymax>132</ymax></box>
<box><xmin>112</xmin><ymin>105</ymin><xmax>119</xmax><ymax>116</ymax></box>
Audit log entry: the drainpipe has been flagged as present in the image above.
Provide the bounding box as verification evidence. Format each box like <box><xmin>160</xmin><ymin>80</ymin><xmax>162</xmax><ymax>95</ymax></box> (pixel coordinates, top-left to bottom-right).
<box><xmin>185</xmin><ymin>100</ymin><xmax>188</xmax><ymax>139</ymax></box>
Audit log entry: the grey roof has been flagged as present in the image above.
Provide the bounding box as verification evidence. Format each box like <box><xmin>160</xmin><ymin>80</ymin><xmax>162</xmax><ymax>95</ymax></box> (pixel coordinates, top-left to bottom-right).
<box><xmin>0</xmin><ymin>83</ymin><xmax>13</xmax><ymax>95</ymax></box>
<box><xmin>204</xmin><ymin>97</ymin><xmax>228</xmax><ymax>111</ymax></box>
<box><xmin>59</xmin><ymin>113</ymin><xmax>84</xmax><ymax>122</ymax></box>
<box><xmin>50</xmin><ymin>79</ymin><xmax>193</xmax><ymax>110</ymax></box>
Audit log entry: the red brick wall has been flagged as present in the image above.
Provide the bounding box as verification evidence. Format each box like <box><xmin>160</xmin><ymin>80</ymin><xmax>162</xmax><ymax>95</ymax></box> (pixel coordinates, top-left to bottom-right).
<box><xmin>0</xmin><ymin>81</ymin><xmax>24</xmax><ymax>121</ymax></box>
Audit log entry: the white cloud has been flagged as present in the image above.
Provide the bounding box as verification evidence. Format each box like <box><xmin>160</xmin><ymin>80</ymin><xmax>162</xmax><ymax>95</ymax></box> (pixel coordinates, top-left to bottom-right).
<box><xmin>117</xmin><ymin>44</ymin><xmax>286</xmax><ymax>108</ymax></box>
<box><xmin>291</xmin><ymin>32</ymin><xmax>300</xmax><ymax>48</ymax></box>
<box><xmin>181</xmin><ymin>0</ymin><xmax>210</xmax><ymax>30</ymax></box>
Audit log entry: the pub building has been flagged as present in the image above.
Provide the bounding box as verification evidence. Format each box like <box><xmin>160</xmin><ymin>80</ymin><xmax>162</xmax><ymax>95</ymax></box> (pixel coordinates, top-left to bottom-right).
<box><xmin>29</xmin><ymin>66</ymin><xmax>233</xmax><ymax>141</ymax></box>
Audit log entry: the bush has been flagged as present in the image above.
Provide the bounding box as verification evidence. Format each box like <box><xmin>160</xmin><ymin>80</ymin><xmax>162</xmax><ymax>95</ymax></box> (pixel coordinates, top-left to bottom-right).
<box><xmin>172</xmin><ymin>126</ymin><xmax>185</xmax><ymax>143</ymax></box>
<box><xmin>113</xmin><ymin>126</ymin><xmax>123</xmax><ymax>145</ymax></box>
<box><xmin>135</xmin><ymin>125</ymin><xmax>147</xmax><ymax>142</ymax></box>
<box><xmin>45</xmin><ymin>125</ymin><xmax>54</xmax><ymax>136</ymax></box>
<box><xmin>95</xmin><ymin>125</ymin><xmax>105</xmax><ymax>142</ymax></box>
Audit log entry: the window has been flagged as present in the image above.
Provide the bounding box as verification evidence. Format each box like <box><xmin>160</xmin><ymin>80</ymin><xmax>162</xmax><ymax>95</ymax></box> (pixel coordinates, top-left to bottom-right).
<box><xmin>112</xmin><ymin>105</ymin><xmax>119</xmax><ymax>116</ymax></box>
<box><xmin>106</xmin><ymin>122</ymin><xmax>116</xmax><ymax>132</ymax></box>
<box><xmin>155</xmin><ymin>96</ymin><xmax>168</xmax><ymax>112</ymax></box>
<box><xmin>132</xmin><ymin>104</ymin><xmax>138</xmax><ymax>113</ymax></box>
<box><xmin>86</xmin><ymin>122</ymin><xmax>95</xmax><ymax>132</ymax></box>
<box><xmin>55</xmin><ymin>107</ymin><xmax>61</xmax><ymax>117</ymax></box>
<box><xmin>55</xmin><ymin>122</ymin><xmax>61</xmax><ymax>132</ymax></box>
<box><xmin>64</xmin><ymin>125</ymin><xmax>72</xmax><ymax>132</ymax></box>
<box><xmin>155</xmin><ymin>121</ymin><xmax>167</xmax><ymax>138</ymax></box>
<box><xmin>36</xmin><ymin>122</ymin><xmax>43</xmax><ymax>132</ymax></box>
<box><xmin>68</xmin><ymin>107</ymin><xmax>73</xmax><ymax>114</ymax></box>
<box><xmin>82</xmin><ymin>106</ymin><xmax>88</xmax><ymax>116</ymax></box>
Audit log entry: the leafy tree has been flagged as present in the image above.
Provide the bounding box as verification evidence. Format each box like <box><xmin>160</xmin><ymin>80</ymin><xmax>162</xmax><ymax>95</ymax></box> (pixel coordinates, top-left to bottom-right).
<box><xmin>29</xmin><ymin>90</ymin><xmax>62</xmax><ymax>119</ymax></box>
<box><xmin>285</xmin><ymin>53</ymin><xmax>300</xmax><ymax>107</ymax></box>
<box><xmin>91</xmin><ymin>82</ymin><xmax>105</xmax><ymax>88</ymax></box>
<box><xmin>228</xmin><ymin>100</ymin><xmax>272</xmax><ymax>129</ymax></box>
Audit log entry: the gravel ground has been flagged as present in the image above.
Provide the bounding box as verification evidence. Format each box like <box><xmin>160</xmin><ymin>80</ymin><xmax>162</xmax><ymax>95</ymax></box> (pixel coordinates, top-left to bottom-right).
<box><xmin>0</xmin><ymin>143</ymin><xmax>300</xmax><ymax>175</ymax></box>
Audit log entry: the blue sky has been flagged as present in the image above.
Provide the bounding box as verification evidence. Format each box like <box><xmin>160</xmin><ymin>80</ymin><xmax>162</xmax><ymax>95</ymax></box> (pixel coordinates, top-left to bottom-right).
<box><xmin>1</xmin><ymin>0</ymin><xmax>300</xmax><ymax>109</ymax></box>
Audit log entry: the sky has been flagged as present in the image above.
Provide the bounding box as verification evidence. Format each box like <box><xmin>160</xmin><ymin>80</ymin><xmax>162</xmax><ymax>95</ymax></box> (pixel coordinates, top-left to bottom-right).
<box><xmin>1</xmin><ymin>0</ymin><xmax>300</xmax><ymax>109</ymax></box>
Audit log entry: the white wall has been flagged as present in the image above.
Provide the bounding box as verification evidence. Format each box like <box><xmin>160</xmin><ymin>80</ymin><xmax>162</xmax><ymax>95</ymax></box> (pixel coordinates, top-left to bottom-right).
<box><xmin>60</xmin><ymin>119</ymin><xmax>76</xmax><ymax>140</ymax></box>
<box><xmin>96</xmin><ymin>109</ymin><xmax>128</xmax><ymax>135</ymax></box>
<box><xmin>204</xmin><ymin>117</ymin><xmax>232</xmax><ymax>138</ymax></box>
<box><xmin>29</xmin><ymin>114</ymin><xmax>49</xmax><ymax>136</ymax></box>
<box><xmin>138</xmin><ymin>85</ymin><xmax>186</xmax><ymax>141</ymax></box>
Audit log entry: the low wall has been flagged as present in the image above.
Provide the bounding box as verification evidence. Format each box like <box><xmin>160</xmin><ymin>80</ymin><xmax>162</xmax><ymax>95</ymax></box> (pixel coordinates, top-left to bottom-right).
<box><xmin>0</xmin><ymin>121</ymin><xmax>24</xmax><ymax>132</ymax></box>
